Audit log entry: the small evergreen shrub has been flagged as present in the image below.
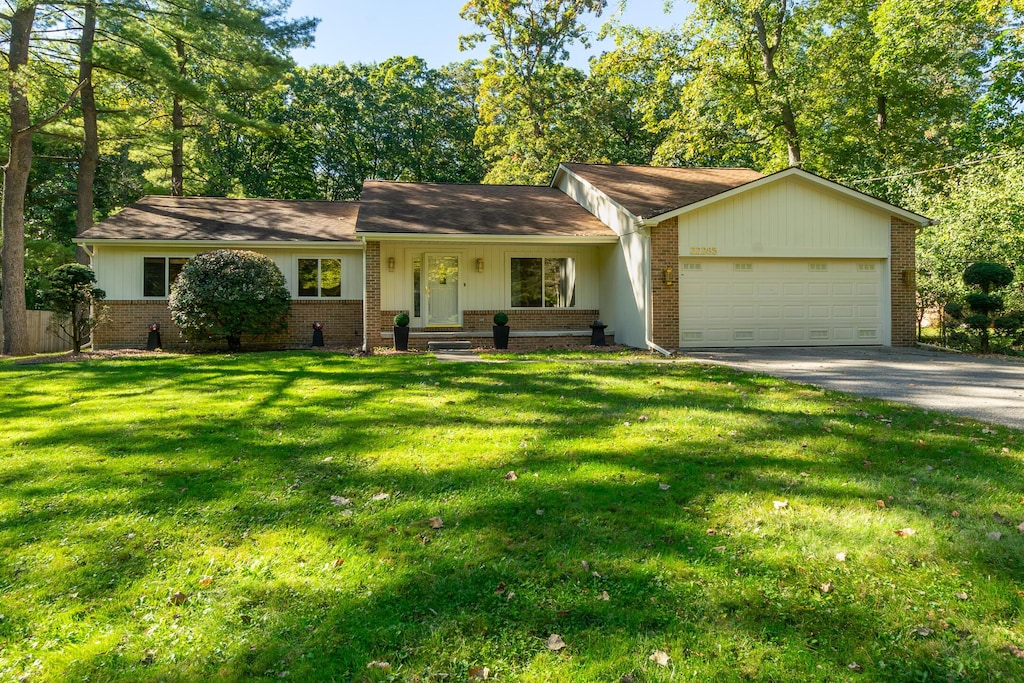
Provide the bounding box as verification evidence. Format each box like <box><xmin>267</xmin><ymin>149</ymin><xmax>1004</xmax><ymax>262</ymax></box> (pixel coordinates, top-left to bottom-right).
<box><xmin>43</xmin><ymin>264</ymin><xmax>107</xmax><ymax>354</ymax></box>
<box><xmin>393</xmin><ymin>312</ymin><xmax>410</xmax><ymax>327</ymax></box>
<box><xmin>169</xmin><ymin>249</ymin><xmax>290</xmax><ymax>352</ymax></box>
<box><xmin>493</xmin><ymin>311</ymin><xmax>509</xmax><ymax>326</ymax></box>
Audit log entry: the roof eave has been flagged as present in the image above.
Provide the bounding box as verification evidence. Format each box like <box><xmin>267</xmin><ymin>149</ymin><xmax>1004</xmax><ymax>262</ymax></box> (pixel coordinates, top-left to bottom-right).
<box><xmin>639</xmin><ymin>167</ymin><xmax>932</xmax><ymax>227</ymax></box>
<box><xmin>356</xmin><ymin>231</ymin><xmax>618</xmax><ymax>244</ymax></box>
<box><xmin>75</xmin><ymin>238</ymin><xmax>363</xmax><ymax>248</ymax></box>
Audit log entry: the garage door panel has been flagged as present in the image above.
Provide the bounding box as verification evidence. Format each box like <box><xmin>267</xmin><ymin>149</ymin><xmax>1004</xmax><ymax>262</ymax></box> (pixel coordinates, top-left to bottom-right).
<box><xmin>680</xmin><ymin>258</ymin><xmax>884</xmax><ymax>347</ymax></box>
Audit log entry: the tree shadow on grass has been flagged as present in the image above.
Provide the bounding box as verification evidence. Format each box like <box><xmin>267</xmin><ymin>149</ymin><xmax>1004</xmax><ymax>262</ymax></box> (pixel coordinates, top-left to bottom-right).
<box><xmin>0</xmin><ymin>354</ymin><xmax>1022</xmax><ymax>681</ymax></box>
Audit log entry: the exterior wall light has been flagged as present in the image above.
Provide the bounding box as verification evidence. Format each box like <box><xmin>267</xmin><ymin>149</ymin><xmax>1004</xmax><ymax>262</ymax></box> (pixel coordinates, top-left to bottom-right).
<box><xmin>663</xmin><ymin>267</ymin><xmax>674</xmax><ymax>285</ymax></box>
<box><xmin>387</xmin><ymin>257</ymin><xmax>395</xmax><ymax>272</ymax></box>
<box><xmin>477</xmin><ymin>258</ymin><xmax>484</xmax><ymax>273</ymax></box>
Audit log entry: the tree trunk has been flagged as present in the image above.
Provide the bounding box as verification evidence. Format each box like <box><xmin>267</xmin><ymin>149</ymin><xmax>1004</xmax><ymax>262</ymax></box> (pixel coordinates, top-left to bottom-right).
<box><xmin>876</xmin><ymin>93</ymin><xmax>887</xmax><ymax>132</ymax></box>
<box><xmin>752</xmin><ymin>5</ymin><xmax>801</xmax><ymax>167</ymax></box>
<box><xmin>171</xmin><ymin>37</ymin><xmax>186</xmax><ymax>196</ymax></box>
<box><xmin>76</xmin><ymin>0</ymin><xmax>98</xmax><ymax>237</ymax></box>
<box><xmin>2</xmin><ymin>4</ymin><xmax>38</xmax><ymax>356</ymax></box>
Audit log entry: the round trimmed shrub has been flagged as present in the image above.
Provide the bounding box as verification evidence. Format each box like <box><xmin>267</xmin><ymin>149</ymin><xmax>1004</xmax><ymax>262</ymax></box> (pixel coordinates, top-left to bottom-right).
<box><xmin>393</xmin><ymin>312</ymin><xmax>410</xmax><ymax>327</ymax></box>
<box><xmin>965</xmin><ymin>292</ymin><xmax>1004</xmax><ymax>316</ymax></box>
<box><xmin>963</xmin><ymin>262</ymin><xmax>1014</xmax><ymax>292</ymax></box>
<box><xmin>493</xmin><ymin>311</ymin><xmax>509</xmax><ymax>326</ymax></box>
<box><xmin>169</xmin><ymin>249</ymin><xmax>290</xmax><ymax>352</ymax></box>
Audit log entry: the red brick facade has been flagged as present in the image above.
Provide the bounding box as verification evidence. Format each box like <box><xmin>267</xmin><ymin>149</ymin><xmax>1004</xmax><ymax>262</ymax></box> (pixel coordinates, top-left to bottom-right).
<box><xmin>363</xmin><ymin>241</ymin><xmax>381</xmax><ymax>352</ymax></box>
<box><xmin>649</xmin><ymin>217</ymin><xmax>679</xmax><ymax>349</ymax></box>
<box><xmin>890</xmin><ymin>216</ymin><xmax>917</xmax><ymax>347</ymax></box>
<box><xmin>94</xmin><ymin>299</ymin><xmax>362</xmax><ymax>351</ymax></box>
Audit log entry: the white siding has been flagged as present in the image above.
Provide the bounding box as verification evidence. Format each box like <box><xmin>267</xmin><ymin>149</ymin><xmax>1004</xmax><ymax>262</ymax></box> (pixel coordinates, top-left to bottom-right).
<box><xmin>379</xmin><ymin>241</ymin><xmax>601</xmax><ymax>322</ymax></box>
<box><xmin>91</xmin><ymin>245</ymin><xmax>364</xmax><ymax>300</ymax></box>
<box><xmin>557</xmin><ymin>169</ymin><xmax>648</xmax><ymax>348</ymax></box>
<box><xmin>676</xmin><ymin>176</ymin><xmax>891</xmax><ymax>259</ymax></box>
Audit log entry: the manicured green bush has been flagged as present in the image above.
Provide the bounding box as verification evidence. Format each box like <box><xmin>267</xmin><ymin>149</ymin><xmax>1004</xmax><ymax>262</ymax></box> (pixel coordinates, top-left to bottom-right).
<box><xmin>42</xmin><ymin>263</ymin><xmax>107</xmax><ymax>354</ymax></box>
<box><xmin>393</xmin><ymin>312</ymin><xmax>410</xmax><ymax>327</ymax></box>
<box><xmin>493</xmin><ymin>311</ymin><xmax>509</xmax><ymax>326</ymax></box>
<box><xmin>963</xmin><ymin>262</ymin><xmax>1014</xmax><ymax>291</ymax></box>
<box><xmin>169</xmin><ymin>249</ymin><xmax>290</xmax><ymax>352</ymax></box>
<box><xmin>955</xmin><ymin>262</ymin><xmax>1016</xmax><ymax>352</ymax></box>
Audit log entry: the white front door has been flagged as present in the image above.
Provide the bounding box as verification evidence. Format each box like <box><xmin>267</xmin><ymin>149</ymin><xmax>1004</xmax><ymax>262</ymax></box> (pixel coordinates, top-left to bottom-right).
<box><xmin>425</xmin><ymin>255</ymin><xmax>460</xmax><ymax>327</ymax></box>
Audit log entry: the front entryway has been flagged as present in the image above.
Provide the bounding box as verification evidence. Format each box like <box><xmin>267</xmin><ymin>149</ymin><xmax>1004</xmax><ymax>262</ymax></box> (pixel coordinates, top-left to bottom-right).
<box><xmin>425</xmin><ymin>255</ymin><xmax>460</xmax><ymax>327</ymax></box>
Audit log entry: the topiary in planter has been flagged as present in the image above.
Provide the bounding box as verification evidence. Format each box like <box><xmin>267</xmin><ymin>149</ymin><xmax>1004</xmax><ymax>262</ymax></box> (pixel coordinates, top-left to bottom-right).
<box><xmin>169</xmin><ymin>249</ymin><xmax>290</xmax><ymax>352</ymax></box>
<box><xmin>393</xmin><ymin>312</ymin><xmax>411</xmax><ymax>351</ymax></box>
<box><xmin>492</xmin><ymin>311</ymin><xmax>510</xmax><ymax>349</ymax></box>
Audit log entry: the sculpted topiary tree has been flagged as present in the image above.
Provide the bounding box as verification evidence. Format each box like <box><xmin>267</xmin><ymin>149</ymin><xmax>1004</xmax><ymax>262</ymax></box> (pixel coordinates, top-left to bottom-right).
<box><xmin>949</xmin><ymin>262</ymin><xmax>1015</xmax><ymax>353</ymax></box>
<box><xmin>169</xmin><ymin>250</ymin><xmax>290</xmax><ymax>352</ymax></box>
<box><xmin>42</xmin><ymin>264</ymin><xmax>107</xmax><ymax>354</ymax></box>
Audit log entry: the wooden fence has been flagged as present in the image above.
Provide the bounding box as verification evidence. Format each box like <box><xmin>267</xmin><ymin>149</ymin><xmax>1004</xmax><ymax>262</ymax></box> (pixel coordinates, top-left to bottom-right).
<box><xmin>0</xmin><ymin>309</ymin><xmax>73</xmax><ymax>354</ymax></box>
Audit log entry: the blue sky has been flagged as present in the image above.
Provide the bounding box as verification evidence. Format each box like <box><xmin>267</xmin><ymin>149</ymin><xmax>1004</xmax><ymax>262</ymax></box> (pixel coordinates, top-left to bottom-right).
<box><xmin>284</xmin><ymin>1</ymin><xmax>692</xmax><ymax>69</ymax></box>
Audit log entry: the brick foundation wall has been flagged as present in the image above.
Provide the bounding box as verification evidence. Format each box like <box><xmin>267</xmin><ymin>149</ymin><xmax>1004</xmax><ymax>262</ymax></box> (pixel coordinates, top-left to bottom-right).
<box><xmin>398</xmin><ymin>334</ymin><xmax>615</xmax><ymax>352</ymax></box>
<box><xmin>94</xmin><ymin>300</ymin><xmax>363</xmax><ymax>351</ymax></box>
<box><xmin>650</xmin><ymin>217</ymin><xmax>679</xmax><ymax>349</ymax></box>
<box><xmin>371</xmin><ymin>308</ymin><xmax>603</xmax><ymax>348</ymax></box>
<box><xmin>890</xmin><ymin>216</ymin><xmax>917</xmax><ymax>347</ymax></box>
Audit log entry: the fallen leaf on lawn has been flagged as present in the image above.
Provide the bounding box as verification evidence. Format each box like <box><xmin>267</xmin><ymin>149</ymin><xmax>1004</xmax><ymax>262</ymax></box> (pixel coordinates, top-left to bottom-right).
<box><xmin>141</xmin><ymin>650</ymin><xmax>156</xmax><ymax>665</ymax></box>
<box><xmin>638</xmin><ymin>415</ymin><xmax>649</xmax><ymax>422</ymax></box>
<box><xmin>333</xmin><ymin>558</ymin><xmax>345</xmax><ymax>569</ymax></box>
<box><xmin>894</xmin><ymin>528</ymin><xmax>915</xmax><ymax>537</ymax></box>
<box><xmin>877</xmin><ymin>500</ymin><xmax>886</xmax><ymax>509</ymax></box>
<box><xmin>620</xmin><ymin>675</ymin><xmax>635</xmax><ymax>683</ymax></box>
<box><xmin>199</xmin><ymin>576</ymin><xmax>213</xmax><ymax>587</ymax></box>
<box><xmin>536</xmin><ymin>509</ymin><xmax>545</xmax><ymax>516</ymax></box>
<box><xmin>951</xmin><ymin>510</ymin><xmax>961</xmax><ymax>518</ymax></box>
<box><xmin>659</xmin><ymin>483</ymin><xmax>671</xmax><ymax>491</ymax></box>
<box><xmin>468</xmin><ymin>665</ymin><xmax>491</xmax><ymax>679</ymax></box>
<box><xmin>623</xmin><ymin>421</ymin><xmax>631</xmax><ymax>427</ymax></box>
<box><xmin>649</xmin><ymin>650</ymin><xmax>671</xmax><ymax>666</ymax></box>
<box><xmin>1018</xmin><ymin>521</ymin><xmax>1024</xmax><ymax>533</ymax></box>
<box><xmin>712</xmin><ymin>545</ymin><xmax>727</xmax><ymax>552</ymax></box>
<box><xmin>366</xmin><ymin>661</ymin><xmax>391</xmax><ymax>669</ymax></box>
<box><xmin>835</xmin><ymin>552</ymin><xmax>847</xmax><ymax>562</ymax></box>
<box><xmin>556</xmin><ymin>609</ymin><xmax>573</xmax><ymax>618</ymax></box>
<box><xmin>956</xmin><ymin>592</ymin><xmax>969</xmax><ymax>600</ymax></box>
<box><xmin>994</xmin><ymin>511</ymin><xmax>1011</xmax><ymax>525</ymax></box>
<box><xmin>322</xmin><ymin>456</ymin><xmax>333</xmax><ymax>463</ymax></box>
<box><xmin>773</xmin><ymin>500</ymin><xmax>789</xmax><ymax>510</ymax></box>
<box><xmin>504</xmin><ymin>471</ymin><xmax>518</xmax><ymax>481</ymax></box>
<box><xmin>428</xmin><ymin>517</ymin><xmax>444</xmax><ymax>529</ymax></box>
<box><xmin>1006</xmin><ymin>645</ymin><xmax>1024</xmax><ymax>658</ymax></box>
<box><xmin>820</xmin><ymin>580</ymin><xmax>834</xmax><ymax>594</ymax></box>
<box><xmin>799</xmin><ymin>471</ymin><xmax>810</xmax><ymax>477</ymax></box>
<box><xmin>506</xmin><ymin>591</ymin><xmax>516</xmax><ymax>601</ymax></box>
<box><xmin>495</xmin><ymin>582</ymin><xmax>506</xmax><ymax>595</ymax></box>
<box><xmin>169</xmin><ymin>591</ymin><xmax>188</xmax><ymax>606</ymax></box>
<box><xmin>987</xmin><ymin>531</ymin><xmax>1003</xmax><ymax>541</ymax></box>
<box><xmin>371</xmin><ymin>493</ymin><xmax>390</xmax><ymax>501</ymax></box>
<box><xmin>598</xmin><ymin>590</ymin><xmax>610</xmax><ymax>601</ymax></box>
<box><xmin>848</xmin><ymin>662</ymin><xmax>863</xmax><ymax>672</ymax></box>
<box><xmin>340</xmin><ymin>509</ymin><xmax>353</xmax><ymax>517</ymax></box>
<box><xmin>706</xmin><ymin>528</ymin><xmax>718</xmax><ymax>535</ymax></box>
<box><xmin>911</xmin><ymin>626</ymin><xmax>934</xmax><ymax>638</ymax></box>
<box><xmin>581</xmin><ymin>560</ymin><xmax>590</xmax><ymax>571</ymax></box>
<box><xmin>546</xmin><ymin>634</ymin><xmax>566</xmax><ymax>651</ymax></box>
<box><xmin>330</xmin><ymin>495</ymin><xmax>351</xmax><ymax>507</ymax></box>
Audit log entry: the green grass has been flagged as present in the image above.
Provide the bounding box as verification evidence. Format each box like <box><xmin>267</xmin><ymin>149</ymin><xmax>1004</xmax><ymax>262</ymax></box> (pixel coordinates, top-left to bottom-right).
<box><xmin>1</xmin><ymin>352</ymin><xmax>1023</xmax><ymax>682</ymax></box>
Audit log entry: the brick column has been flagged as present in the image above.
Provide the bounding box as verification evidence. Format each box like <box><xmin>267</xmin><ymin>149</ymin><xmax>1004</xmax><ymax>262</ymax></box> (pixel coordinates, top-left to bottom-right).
<box><xmin>363</xmin><ymin>240</ymin><xmax>381</xmax><ymax>352</ymax></box>
<box><xmin>890</xmin><ymin>217</ymin><xmax>917</xmax><ymax>347</ymax></box>
<box><xmin>650</xmin><ymin>217</ymin><xmax>679</xmax><ymax>349</ymax></box>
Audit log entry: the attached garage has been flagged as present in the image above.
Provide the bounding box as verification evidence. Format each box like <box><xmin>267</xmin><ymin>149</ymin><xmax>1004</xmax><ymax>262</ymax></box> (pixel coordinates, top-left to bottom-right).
<box><xmin>678</xmin><ymin>258</ymin><xmax>886</xmax><ymax>347</ymax></box>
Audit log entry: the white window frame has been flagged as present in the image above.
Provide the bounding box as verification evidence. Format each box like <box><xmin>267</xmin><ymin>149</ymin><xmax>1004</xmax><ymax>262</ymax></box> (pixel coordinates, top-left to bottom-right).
<box><xmin>296</xmin><ymin>257</ymin><xmax>343</xmax><ymax>299</ymax></box>
<box><xmin>508</xmin><ymin>255</ymin><xmax>577</xmax><ymax>309</ymax></box>
<box><xmin>142</xmin><ymin>256</ymin><xmax>188</xmax><ymax>299</ymax></box>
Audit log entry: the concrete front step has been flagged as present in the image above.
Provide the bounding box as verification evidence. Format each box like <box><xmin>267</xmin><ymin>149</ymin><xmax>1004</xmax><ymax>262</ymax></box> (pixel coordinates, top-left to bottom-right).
<box><xmin>427</xmin><ymin>340</ymin><xmax>473</xmax><ymax>351</ymax></box>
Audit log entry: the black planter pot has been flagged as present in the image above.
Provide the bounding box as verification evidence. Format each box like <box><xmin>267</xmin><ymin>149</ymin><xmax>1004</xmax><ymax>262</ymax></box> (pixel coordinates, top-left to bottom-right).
<box><xmin>394</xmin><ymin>325</ymin><xmax>410</xmax><ymax>351</ymax></box>
<box><xmin>493</xmin><ymin>324</ymin><xmax>510</xmax><ymax>350</ymax></box>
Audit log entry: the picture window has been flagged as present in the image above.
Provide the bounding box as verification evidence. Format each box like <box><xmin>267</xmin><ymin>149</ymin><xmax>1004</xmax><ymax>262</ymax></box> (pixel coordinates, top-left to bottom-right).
<box><xmin>298</xmin><ymin>258</ymin><xmax>342</xmax><ymax>298</ymax></box>
<box><xmin>510</xmin><ymin>257</ymin><xmax>576</xmax><ymax>308</ymax></box>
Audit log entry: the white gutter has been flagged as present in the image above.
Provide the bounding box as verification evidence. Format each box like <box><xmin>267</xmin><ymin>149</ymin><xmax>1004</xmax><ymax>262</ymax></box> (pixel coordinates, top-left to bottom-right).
<box><xmin>641</xmin><ymin>229</ymin><xmax>673</xmax><ymax>357</ymax></box>
<box><xmin>356</xmin><ymin>232</ymin><xmax>618</xmax><ymax>244</ymax></box>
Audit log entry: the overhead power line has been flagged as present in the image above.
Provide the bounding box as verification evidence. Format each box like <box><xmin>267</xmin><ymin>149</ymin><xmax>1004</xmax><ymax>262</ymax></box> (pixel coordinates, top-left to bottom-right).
<box><xmin>846</xmin><ymin>150</ymin><xmax>1022</xmax><ymax>185</ymax></box>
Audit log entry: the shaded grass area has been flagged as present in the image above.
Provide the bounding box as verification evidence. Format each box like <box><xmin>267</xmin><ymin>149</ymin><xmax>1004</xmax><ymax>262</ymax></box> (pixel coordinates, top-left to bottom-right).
<box><xmin>1</xmin><ymin>352</ymin><xmax>1023</xmax><ymax>682</ymax></box>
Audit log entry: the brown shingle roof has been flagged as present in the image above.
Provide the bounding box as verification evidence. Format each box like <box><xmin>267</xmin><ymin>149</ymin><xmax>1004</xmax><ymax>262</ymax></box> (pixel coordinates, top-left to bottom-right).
<box><xmin>78</xmin><ymin>196</ymin><xmax>360</xmax><ymax>242</ymax></box>
<box><xmin>356</xmin><ymin>181</ymin><xmax>615</xmax><ymax>238</ymax></box>
<box><xmin>562</xmin><ymin>163</ymin><xmax>764</xmax><ymax>218</ymax></box>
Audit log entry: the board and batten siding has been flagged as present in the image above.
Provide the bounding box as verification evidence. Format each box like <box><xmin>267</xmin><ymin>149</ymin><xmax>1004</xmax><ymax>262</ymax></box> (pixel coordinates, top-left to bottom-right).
<box><xmin>379</xmin><ymin>241</ymin><xmax>601</xmax><ymax>315</ymax></box>
<box><xmin>676</xmin><ymin>176</ymin><xmax>891</xmax><ymax>259</ymax></box>
<box><xmin>90</xmin><ymin>245</ymin><xmax>364</xmax><ymax>300</ymax></box>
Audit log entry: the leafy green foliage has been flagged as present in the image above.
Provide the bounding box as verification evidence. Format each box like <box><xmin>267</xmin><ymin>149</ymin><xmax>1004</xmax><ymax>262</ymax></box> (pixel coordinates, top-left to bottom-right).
<box><xmin>41</xmin><ymin>264</ymin><xmax>107</xmax><ymax>354</ymax></box>
<box><xmin>964</xmin><ymin>262</ymin><xmax>1015</xmax><ymax>292</ymax></box>
<box><xmin>393</xmin><ymin>312</ymin><xmax>410</xmax><ymax>327</ymax></box>
<box><xmin>950</xmin><ymin>262</ymin><xmax>1017</xmax><ymax>353</ymax></box>
<box><xmin>493</xmin><ymin>311</ymin><xmax>509</xmax><ymax>325</ymax></box>
<box><xmin>168</xmin><ymin>250</ymin><xmax>290</xmax><ymax>352</ymax></box>
<box><xmin>0</xmin><ymin>354</ymin><xmax>1023</xmax><ymax>680</ymax></box>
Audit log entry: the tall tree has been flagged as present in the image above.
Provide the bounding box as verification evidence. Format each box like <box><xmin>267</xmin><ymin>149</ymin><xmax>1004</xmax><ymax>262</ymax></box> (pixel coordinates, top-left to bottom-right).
<box><xmin>460</xmin><ymin>0</ymin><xmax>606</xmax><ymax>184</ymax></box>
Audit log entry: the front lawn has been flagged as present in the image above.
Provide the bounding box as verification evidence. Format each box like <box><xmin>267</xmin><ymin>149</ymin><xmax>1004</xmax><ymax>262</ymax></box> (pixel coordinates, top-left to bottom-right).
<box><xmin>1</xmin><ymin>352</ymin><xmax>1022</xmax><ymax>682</ymax></box>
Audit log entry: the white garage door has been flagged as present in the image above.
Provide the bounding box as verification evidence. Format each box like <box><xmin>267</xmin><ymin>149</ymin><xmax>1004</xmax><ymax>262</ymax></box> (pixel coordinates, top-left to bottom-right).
<box><xmin>679</xmin><ymin>259</ymin><xmax>885</xmax><ymax>347</ymax></box>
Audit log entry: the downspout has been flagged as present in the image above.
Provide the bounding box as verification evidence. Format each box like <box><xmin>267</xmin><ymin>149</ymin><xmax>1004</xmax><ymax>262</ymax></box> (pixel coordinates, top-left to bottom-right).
<box><xmin>640</xmin><ymin>222</ymin><xmax>673</xmax><ymax>357</ymax></box>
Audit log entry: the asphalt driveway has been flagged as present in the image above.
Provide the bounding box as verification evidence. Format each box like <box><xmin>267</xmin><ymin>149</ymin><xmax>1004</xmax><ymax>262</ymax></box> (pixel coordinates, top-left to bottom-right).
<box><xmin>682</xmin><ymin>346</ymin><xmax>1024</xmax><ymax>430</ymax></box>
